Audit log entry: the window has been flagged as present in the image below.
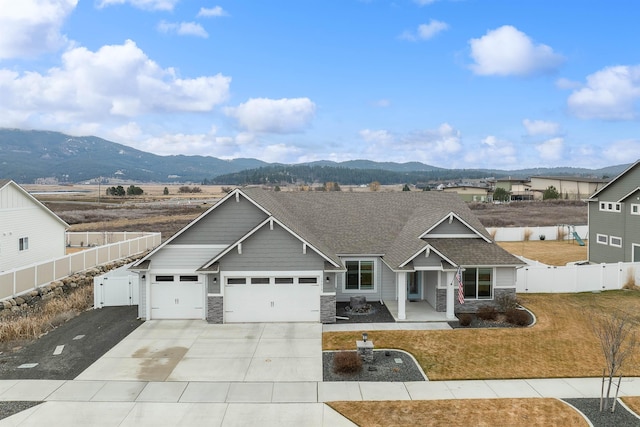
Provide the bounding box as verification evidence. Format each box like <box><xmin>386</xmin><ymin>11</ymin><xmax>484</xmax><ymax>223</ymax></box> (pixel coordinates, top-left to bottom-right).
<box><xmin>610</xmin><ymin>236</ymin><xmax>622</xmax><ymax>248</ymax></box>
<box><xmin>227</xmin><ymin>278</ymin><xmax>246</xmax><ymax>285</ymax></box>
<box><xmin>275</xmin><ymin>277</ymin><xmax>294</xmax><ymax>284</ymax></box>
<box><xmin>462</xmin><ymin>267</ymin><xmax>493</xmax><ymax>300</ymax></box>
<box><xmin>298</xmin><ymin>277</ymin><xmax>318</xmax><ymax>284</ymax></box>
<box><xmin>155</xmin><ymin>275</ymin><xmax>174</xmax><ymax>282</ymax></box>
<box><xmin>19</xmin><ymin>237</ymin><xmax>28</xmax><ymax>251</ymax></box>
<box><xmin>250</xmin><ymin>277</ymin><xmax>270</xmax><ymax>284</ymax></box>
<box><xmin>179</xmin><ymin>275</ymin><xmax>198</xmax><ymax>282</ymax></box>
<box><xmin>600</xmin><ymin>202</ymin><xmax>621</xmax><ymax>212</ymax></box>
<box><xmin>345</xmin><ymin>260</ymin><xmax>374</xmax><ymax>290</ymax></box>
<box><xmin>631</xmin><ymin>204</ymin><xmax>640</xmax><ymax>215</ymax></box>
<box><xmin>596</xmin><ymin>234</ymin><xmax>608</xmax><ymax>245</ymax></box>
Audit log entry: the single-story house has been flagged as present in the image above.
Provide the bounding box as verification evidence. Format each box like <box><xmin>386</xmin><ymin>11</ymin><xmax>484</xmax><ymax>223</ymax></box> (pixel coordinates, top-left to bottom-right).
<box><xmin>0</xmin><ymin>179</ymin><xmax>69</xmax><ymax>272</ymax></box>
<box><xmin>130</xmin><ymin>188</ymin><xmax>524</xmax><ymax>323</ymax></box>
<box><xmin>441</xmin><ymin>185</ymin><xmax>492</xmax><ymax>202</ymax></box>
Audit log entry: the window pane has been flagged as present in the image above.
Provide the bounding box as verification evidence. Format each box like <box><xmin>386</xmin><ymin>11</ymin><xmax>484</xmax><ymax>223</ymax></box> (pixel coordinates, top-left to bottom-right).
<box><xmin>275</xmin><ymin>277</ymin><xmax>294</xmax><ymax>284</ymax></box>
<box><xmin>227</xmin><ymin>278</ymin><xmax>246</xmax><ymax>285</ymax></box>
<box><xmin>478</xmin><ymin>268</ymin><xmax>492</xmax><ymax>298</ymax></box>
<box><xmin>463</xmin><ymin>268</ymin><xmax>476</xmax><ymax>298</ymax></box>
<box><xmin>299</xmin><ymin>277</ymin><xmax>317</xmax><ymax>284</ymax></box>
<box><xmin>360</xmin><ymin>261</ymin><xmax>373</xmax><ymax>290</ymax></box>
<box><xmin>346</xmin><ymin>261</ymin><xmax>359</xmax><ymax>289</ymax></box>
<box><xmin>155</xmin><ymin>275</ymin><xmax>174</xmax><ymax>282</ymax></box>
<box><xmin>251</xmin><ymin>277</ymin><xmax>270</xmax><ymax>284</ymax></box>
<box><xmin>179</xmin><ymin>275</ymin><xmax>198</xmax><ymax>282</ymax></box>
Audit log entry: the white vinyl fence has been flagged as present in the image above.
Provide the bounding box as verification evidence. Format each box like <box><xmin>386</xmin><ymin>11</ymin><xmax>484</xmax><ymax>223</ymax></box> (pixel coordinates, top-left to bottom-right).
<box><xmin>0</xmin><ymin>232</ymin><xmax>160</xmax><ymax>301</ymax></box>
<box><xmin>517</xmin><ymin>260</ymin><xmax>640</xmax><ymax>293</ymax></box>
<box><xmin>487</xmin><ymin>225</ymin><xmax>588</xmax><ymax>242</ymax></box>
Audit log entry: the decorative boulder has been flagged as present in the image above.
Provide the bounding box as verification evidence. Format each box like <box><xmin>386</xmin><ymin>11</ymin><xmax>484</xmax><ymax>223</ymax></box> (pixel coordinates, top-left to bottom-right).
<box><xmin>350</xmin><ymin>295</ymin><xmax>367</xmax><ymax>310</ymax></box>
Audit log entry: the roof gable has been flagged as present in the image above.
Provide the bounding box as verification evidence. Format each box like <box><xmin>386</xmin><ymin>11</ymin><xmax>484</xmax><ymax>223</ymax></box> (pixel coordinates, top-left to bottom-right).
<box><xmin>0</xmin><ymin>180</ymin><xmax>69</xmax><ymax>229</ymax></box>
<box><xmin>420</xmin><ymin>212</ymin><xmax>491</xmax><ymax>241</ymax></box>
<box><xmin>589</xmin><ymin>160</ymin><xmax>640</xmax><ymax>200</ymax></box>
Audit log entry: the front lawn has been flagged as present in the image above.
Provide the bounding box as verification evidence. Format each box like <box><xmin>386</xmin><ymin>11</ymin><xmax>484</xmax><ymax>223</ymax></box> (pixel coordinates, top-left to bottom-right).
<box><xmin>323</xmin><ymin>291</ymin><xmax>640</xmax><ymax>380</ymax></box>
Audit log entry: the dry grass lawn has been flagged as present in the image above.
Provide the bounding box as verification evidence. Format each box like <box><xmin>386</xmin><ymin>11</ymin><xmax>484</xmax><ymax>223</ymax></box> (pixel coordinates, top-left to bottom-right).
<box><xmin>328</xmin><ymin>399</ymin><xmax>587</xmax><ymax>427</ymax></box>
<box><xmin>498</xmin><ymin>240</ymin><xmax>588</xmax><ymax>266</ymax></box>
<box><xmin>323</xmin><ymin>291</ymin><xmax>640</xmax><ymax>380</ymax></box>
<box><xmin>621</xmin><ymin>397</ymin><xmax>640</xmax><ymax>416</ymax></box>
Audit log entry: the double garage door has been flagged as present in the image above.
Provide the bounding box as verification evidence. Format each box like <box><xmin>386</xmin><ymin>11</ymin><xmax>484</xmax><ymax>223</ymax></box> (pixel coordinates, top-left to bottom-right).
<box><xmin>151</xmin><ymin>281</ymin><xmax>204</xmax><ymax>319</ymax></box>
<box><xmin>224</xmin><ymin>275</ymin><xmax>320</xmax><ymax>323</ymax></box>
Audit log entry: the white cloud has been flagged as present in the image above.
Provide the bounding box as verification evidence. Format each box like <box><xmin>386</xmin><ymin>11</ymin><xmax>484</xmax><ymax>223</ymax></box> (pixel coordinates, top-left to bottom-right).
<box><xmin>413</xmin><ymin>0</ymin><xmax>438</xmax><ymax>5</ymax></box>
<box><xmin>371</xmin><ymin>99</ymin><xmax>391</xmax><ymax>108</ymax></box>
<box><xmin>0</xmin><ymin>40</ymin><xmax>230</xmax><ymax>129</ymax></box>
<box><xmin>198</xmin><ymin>6</ymin><xmax>228</xmax><ymax>17</ymax></box>
<box><xmin>522</xmin><ymin>119</ymin><xmax>560</xmax><ymax>136</ymax></box>
<box><xmin>97</xmin><ymin>0</ymin><xmax>178</xmax><ymax>11</ymax></box>
<box><xmin>158</xmin><ymin>21</ymin><xmax>209</xmax><ymax>38</ymax></box>
<box><xmin>464</xmin><ymin>135</ymin><xmax>517</xmax><ymax>167</ymax></box>
<box><xmin>401</xmin><ymin>20</ymin><xmax>449</xmax><ymax>41</ymax></box>
<box><xmin>535</xmin><ymin>137</ymin><xmax>563</xmax><ymax>161</ymax></box>
<box><xmin>225</xmin><ymin>98</ymin><xmax>316</xmax><ymax>133</ymax></box>
<box><xmin>0</xmin><ymin>0</ymin><xmax>76</xmax><ymax>60</ymax></box>
<box><xmin>359</xmin><ymin>123</ymin><xmax>462</xmax><ymax>164</ymax></box>
<box><xmin>602</xmin><ymin>139</ymin><xmax>640</xmax><ymax>164</ymax></box>
<box><xmin>567</xmin><ymin>65</ymin><xmax>640</xmax><ymax>120</ymax></box>
<box><xmin>469</xmin><ymin>25</ymin><xmax>564</xmax><ymax>76</ymax></box>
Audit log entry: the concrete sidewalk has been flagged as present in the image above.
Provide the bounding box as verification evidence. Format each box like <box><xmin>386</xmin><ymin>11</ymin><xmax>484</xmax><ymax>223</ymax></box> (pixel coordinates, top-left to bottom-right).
<box><xmin>3</xmin><ymin>377</ymin><xmax>640</xmax><ymax>425</ymax></box>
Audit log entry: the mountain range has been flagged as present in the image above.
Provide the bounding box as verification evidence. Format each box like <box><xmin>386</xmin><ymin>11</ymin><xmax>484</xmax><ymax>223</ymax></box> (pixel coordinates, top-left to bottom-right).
<box><xmin>0</xmin><ymin>128</ymin><xmax>629</xmax><ymax>184</ymax></box>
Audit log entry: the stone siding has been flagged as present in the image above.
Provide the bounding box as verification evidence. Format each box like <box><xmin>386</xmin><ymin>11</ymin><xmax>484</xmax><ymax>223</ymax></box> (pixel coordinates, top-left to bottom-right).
<box><xmin>207</xmin><ymin>296</ymin><xmax>224</xmax><ymax>324</ymax></box>
<box><xmin>321</xmin><ymin>294</ymin><xmax>336</xmax><ymax>324</ymax></box>
<box><xmin>455</xmin><ymin>288</ymin><xmax>516</xmax><ymax>313</ymax></box>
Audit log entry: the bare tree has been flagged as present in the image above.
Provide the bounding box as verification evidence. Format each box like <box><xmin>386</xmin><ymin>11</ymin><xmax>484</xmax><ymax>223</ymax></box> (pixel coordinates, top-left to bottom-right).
<box><xmin>590</xmin><ymin>309</ymin><xmax>637</xmax><ymax>412</ymax></box>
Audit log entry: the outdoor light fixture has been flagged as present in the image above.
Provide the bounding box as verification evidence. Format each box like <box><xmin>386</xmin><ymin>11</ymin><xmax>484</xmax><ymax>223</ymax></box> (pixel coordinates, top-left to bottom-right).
<box><xmin>213</xmin><ymin>277</ymin><xmax>217</xmax><ymax>283</ymax></box>
<box><xmin>362</xmin><ymin>332</ymin><xmax>368</xmax><ymax>342</ymax></box>
<box><xmin>326</xmin><ymin>276</ymin><xmax>330</xmax><ymax>283</ymax></box>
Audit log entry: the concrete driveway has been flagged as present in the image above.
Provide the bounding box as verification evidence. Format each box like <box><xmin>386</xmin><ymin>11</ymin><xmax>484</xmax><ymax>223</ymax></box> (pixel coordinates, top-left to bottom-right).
<box><xmin>75</xmin><ymin>320</ymin><xmax>322</xmax><ymax>382</ymax></box>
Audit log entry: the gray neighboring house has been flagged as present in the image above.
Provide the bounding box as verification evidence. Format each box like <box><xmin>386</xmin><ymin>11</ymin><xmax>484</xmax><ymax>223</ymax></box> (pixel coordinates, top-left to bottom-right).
<box><xmin>130</xmin><ymin>188</ymin><xmax>523</xmax><ymax>323</ymax></box>
<box><xmin>588</xmin><ymin>160</ymin><xmax>640</xmax><ymax>263</ymax></box>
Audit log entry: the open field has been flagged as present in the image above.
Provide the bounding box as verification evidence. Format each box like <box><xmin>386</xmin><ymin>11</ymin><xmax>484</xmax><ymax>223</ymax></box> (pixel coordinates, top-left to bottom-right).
<box><xmin>328</xmin><ymin>399</ymin><xmax>587</xmax><ymax>427</ymax></box>
<box><xmin>498</xmin><ymin>240</ymin><xmax>588</xmax><ymax>266</ymax></box>
<box><xmin>323</xmin><ymin>291</ymin><xmax>640</xmax><ymax>380</ymax></box>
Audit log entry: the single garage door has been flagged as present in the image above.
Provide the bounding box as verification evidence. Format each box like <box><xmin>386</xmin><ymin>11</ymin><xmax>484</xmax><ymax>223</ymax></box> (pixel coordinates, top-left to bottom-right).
<box><xmin>151</xmin><ymin>280</ymin><xmax>204</xmax><ymax>319</ymax></box>
<box><xmin>224</xmin><ymin>276</ymin><xmax>320</xmax><ymax>323</ymax></box>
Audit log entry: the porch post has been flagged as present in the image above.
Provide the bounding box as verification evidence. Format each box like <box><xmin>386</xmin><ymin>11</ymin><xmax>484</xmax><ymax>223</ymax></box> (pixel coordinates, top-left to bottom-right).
<box><xmin>446</xmin><ymin>271</ymin><xmax>455</xmax><ymax>320</ymax></box>
<box><xmin>397</xmin><ymin>271</ymin><xmax>406</xmax><ymax>320</ymax></box>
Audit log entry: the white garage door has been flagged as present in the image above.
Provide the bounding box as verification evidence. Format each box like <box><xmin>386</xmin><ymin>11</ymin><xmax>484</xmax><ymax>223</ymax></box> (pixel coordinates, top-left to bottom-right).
<box><xmin>224</xmin><ymin>276</ymin><xmax>320</xmax><ymax>323</ymax></box>
<box><xmin>151</xmin><ymin>282</ymin><xmax>204</xmax><ymax>319</ymax></box>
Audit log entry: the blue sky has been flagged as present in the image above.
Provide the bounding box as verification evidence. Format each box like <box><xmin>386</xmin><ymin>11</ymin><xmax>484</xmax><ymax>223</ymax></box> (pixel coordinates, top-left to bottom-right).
<box><xmin>1</xmin><ymin>0</ymin><xmax>640</xmax><ymax>170</ymax></box>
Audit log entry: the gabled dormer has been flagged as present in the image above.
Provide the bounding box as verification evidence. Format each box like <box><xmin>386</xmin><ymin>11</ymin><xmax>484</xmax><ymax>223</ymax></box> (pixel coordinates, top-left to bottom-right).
<box><xmin>420</xmin><ymin>212</ymin><xmax>491</xmax><ymax>241</ymax></box>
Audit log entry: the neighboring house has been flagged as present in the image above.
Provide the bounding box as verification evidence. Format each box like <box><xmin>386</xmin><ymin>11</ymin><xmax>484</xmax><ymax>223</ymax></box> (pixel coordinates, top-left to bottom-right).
<box><xmin>131</xmin><ymin>188</ymin><xmax>523</xmax><ymax>323</ymax></box>
<box><xmin>441</xmin><ymin>185</ymin><xmax>492</xmax><ymax>202</ymax></box>
<box><xmin>494</xmin><ymin>178</ymin><xmax>533</xmax><ymax>201</ymax></box>
<box><xmin>587</xmin><ymin>160</ymin><xmax>640</xmax><ymax>263</ymax></box>
<box><xmin>530</xmin><ymin>176</ymin><xmax>608</xmax><ymax>200</ymax></box>
<box><xmin>0</xmin><ymin>179</ymin><xmax>69</xmax><ymax>272</ymax></box>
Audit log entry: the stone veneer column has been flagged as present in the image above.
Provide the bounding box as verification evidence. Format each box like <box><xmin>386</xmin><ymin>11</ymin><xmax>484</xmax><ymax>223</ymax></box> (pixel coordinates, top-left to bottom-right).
<box><xmin>207</xmin><ymin>296</ymin><xmax>223</xmax><ymax>324</ymax></box>
<box><xmin>321</xmin><ymin>295</ymin><xmax>336</xmax><ymax>323</ymax></box>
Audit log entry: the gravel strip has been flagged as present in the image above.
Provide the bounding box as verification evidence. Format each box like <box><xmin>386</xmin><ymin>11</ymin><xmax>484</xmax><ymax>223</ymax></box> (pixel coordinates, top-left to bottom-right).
<box><xmin>564</xmin><ymin>398</ymin><xmax>640</xmax><ymax>427</ymax></box>
<box><xmin>335</xmin><ymin>302</ymin><xmax>395</xmax><ymax>324</ymax></box>
<box><xmin>323</xmin><ymin>350</ymin><xmax>426</xmax><ymax>382</ymax></box>
<box><xmin>0</xmin><ymin>401</ymin><xmax>41</xmax><ymax>420</ymax></box>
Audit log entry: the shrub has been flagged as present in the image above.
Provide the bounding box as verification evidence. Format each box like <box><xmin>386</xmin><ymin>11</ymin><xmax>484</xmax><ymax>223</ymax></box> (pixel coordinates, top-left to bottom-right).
<box><xmin>333</xmin><ymin>351</ymin><xmax>362</xmax><ymax>374</ymax></box>
<box><xmin>523</xmin><ymin>228</ymin><xmax>533</xmax><ymax>241</ymax></box>
<box><xmin>495</xmin><ymin>293</ymin><xmax>518</xmax><ymax>312</ymax></box>
<box><xmin>506</xmin><ymin>308</ymin><xmax>530</xmax><ymax>326</ymax></box>
<box><xmin>623</xmin><ymin>267</ymin><xmax>637</xmax><ymax>290</ymax></box>
<box><xmin>476</xmin><ymin>305</ymin><xmax>498</xmax><ymax>321</ymax></box>
<box><xmin>458</xmin><ymin>313</ymin><xmax>473</xmax><ymax>326</ymax></box>
<box><xmin>557</xmin><ymin>226</ymin><xmax>567</xmax><ymax>241</ymax></box>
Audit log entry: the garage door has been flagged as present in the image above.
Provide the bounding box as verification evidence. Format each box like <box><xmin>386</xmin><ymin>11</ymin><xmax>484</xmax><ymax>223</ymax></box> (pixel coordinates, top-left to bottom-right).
<box><xmin>151</xmin><ymin>282</ymin><xmax>204</xmax><ymax>319</ymax></box>
<box><xmin>224</xmin><ymin>276</ymin><xmax>320</xmax><ymax>323</ymax></box>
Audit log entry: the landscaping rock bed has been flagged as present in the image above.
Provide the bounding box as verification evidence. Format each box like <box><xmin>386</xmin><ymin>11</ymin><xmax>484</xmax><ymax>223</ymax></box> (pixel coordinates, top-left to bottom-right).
<box><xmin>335</xmin><ymin>302</ymin><xmax>395</xmax><ymax>324</ymax></box>
<box><xmin>563</xmin><ymin>398</ymin><xmax>640</xmax><ymax>427</ymax></box>
<box><xmin>0</xmin><ymin>402</ymin><xmax>41</xmax><ymax>421</ymax></box>
<box><xmin>449</xmin><ymin>307</ymin><xmax>535</xmax><ymax>329</ymax></box>
<box><xmin>323</xmin><ymin>350</ymin><xmax>426</xmax><ymax>382</ymax></box>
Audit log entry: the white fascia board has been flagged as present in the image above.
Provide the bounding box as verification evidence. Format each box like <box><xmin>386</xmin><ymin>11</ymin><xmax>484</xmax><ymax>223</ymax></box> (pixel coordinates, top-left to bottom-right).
<box><xmin>589</xmin><ymin>160</ymin><xmax>640</xmax><ymax>200</ymax></box>
<box><xmin>617</xmin><ymin>186</ymin><xmax>640</xmax><ymax>203</ymax></box>
<box><xmin>7</xmin><ymin>180</ymin><xmax>70</xmax><ymax>229</ymax></box>
<box><xmin>398</xmin><ymin>244</ymin><xmax>457</xmax><ymax>269</ymax></box>
<box><xmin>419</xmin><ymin>212</ymin><xmax>491</xmax><ymax>242</ymax></box>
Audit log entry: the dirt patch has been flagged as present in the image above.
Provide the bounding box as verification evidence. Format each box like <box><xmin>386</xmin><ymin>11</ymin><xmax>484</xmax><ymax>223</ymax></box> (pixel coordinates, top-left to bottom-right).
<box><xmin>469</xmin><ymin>200</ymin><xmax>587</xmax><ymax>227</ymax></box>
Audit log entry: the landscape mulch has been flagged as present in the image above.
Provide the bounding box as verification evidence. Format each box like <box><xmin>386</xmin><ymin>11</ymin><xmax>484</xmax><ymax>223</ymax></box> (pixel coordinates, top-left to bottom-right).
<box><xmin>564</xmin><ymin>398</ymin><xmax>640</xmax><ymax>427</ymax></box>
<box><xmin>335</xmin><ymin>302</ymin><xmax>395</xmax><ymax>324</ymax></box>
<box><xmin>323</xmin><ymin>350</ymin><xmax>426</xmax><ymax>382</ymax></box>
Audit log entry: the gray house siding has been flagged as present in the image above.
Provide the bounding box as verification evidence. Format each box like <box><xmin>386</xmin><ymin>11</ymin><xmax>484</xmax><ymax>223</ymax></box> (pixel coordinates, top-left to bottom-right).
<box><xmin>427</xmin><ymin>218</ymin><xmax>473</xmax><ymax>235</ymax></box>
<box><xmin>219</xmin><ymin>223</ymin><xmax>325</xmax><ymax>271</ymax></box>
<box><xmin>424</xmin><ymin>271</ymin><xmax>438</xmax><ymax>307</ymax></box>
<box><xmin>595</xmin><ymin>166</ymin><xmax>640</xmax><ymax>202</ymax></box>
<box><xmin>172</xmin><ymin>195</ymin><xmax>268</xmax><ymax>245</ymax></box>
<box><xmin>151</xmin><ymin>246</ymin><xmax>226</xmax><ymax>270</ymax></box>
<box><xmin>381</xmin><ymin>262</ymin><xmax>397</xmax><ymax>301</ymax></box>
<box><xmin>495</xmin><ymin>267</ymin><xmax>516</xmax><ymax>287</ymax></box>
<box><xmin>412</xmin><ymin>251</ymin><xmax>446</xmax><ymax>268</ymax></box>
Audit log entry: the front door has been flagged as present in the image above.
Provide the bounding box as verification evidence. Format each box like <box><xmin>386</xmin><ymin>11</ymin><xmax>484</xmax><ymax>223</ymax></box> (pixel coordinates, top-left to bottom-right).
<box><xmin>407</xmin><ymin>272</ymin><xmax>421</xmax><ymax>301</ymax></box>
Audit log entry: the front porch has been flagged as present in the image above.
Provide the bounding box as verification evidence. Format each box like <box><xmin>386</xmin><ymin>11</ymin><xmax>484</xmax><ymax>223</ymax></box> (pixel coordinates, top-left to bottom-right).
<box><xmin>384</xmin><ymin>300</ymin><xmax>450</xmax><ymax>322</ymax></box>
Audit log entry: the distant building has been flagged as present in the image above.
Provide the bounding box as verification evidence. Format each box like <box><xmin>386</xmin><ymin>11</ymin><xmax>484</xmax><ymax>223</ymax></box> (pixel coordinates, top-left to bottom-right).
<box><xmin>530</xmin><ymin>176</ymin><xmax>608</xmax><ymax>200</ymax></box>
<box><xmin>441</xmin><ymin>185</ymin><xmax>492</xmax><ymax>202</ymax></box>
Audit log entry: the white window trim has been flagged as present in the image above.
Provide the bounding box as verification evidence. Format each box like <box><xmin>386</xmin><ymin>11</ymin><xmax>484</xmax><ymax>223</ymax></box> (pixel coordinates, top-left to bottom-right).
<box><xmin>631</xmin><ymin>204</ymin><xmax>640</xmax><ymax>216</ymax></box>
<box><xmin>633</xmin><ymin>243</ymin><xmax>640</xmax><ymax>262</ymax></box>
<box><xmin>462</xmin><ymin>267</ymin><xmax>495</xmax><ymax>301</ymax></box>
<box><xmin>599</xmin><ymin>201</ymin><xmax>622</xmax><ymax>212</ymax></box>
<box><xmin>341</xmin><ymin>258</ymin><xmax>378</xmax><ymax>294</ymax></box>
<box><xmin>19</xmin><ymin>237</ymin><xmax>29</xmax><ymax>251</ymax></box>
<box><xmin>609</xmin><ymin>236</ymin><xmax>622</xmax><ymax>248</ymax></box>
<box><xmin>596</xmin><ymin>234</ymin><xmax>608</xmax><ymax>245</ymax></box>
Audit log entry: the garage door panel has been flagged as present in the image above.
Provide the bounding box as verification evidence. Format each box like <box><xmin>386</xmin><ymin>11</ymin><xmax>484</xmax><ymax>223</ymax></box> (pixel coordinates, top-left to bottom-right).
<box><xmin>225</xmin><ymin>282</ymin><xmax>320</xmax><ymax>323</ymax></box>
<box><xmin>151</xmin><ymin>283</ymin><xmax>204</xmax><ymax>319</ymax></box>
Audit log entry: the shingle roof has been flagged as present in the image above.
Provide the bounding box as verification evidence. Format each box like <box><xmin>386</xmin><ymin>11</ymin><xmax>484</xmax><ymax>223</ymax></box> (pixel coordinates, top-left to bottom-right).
<box><xmin>427</xmin><ymin>239</ymin><xmax>523</xmax><ymax>266</ymax></box>
<box><xmin>241</xmin><ymin>188</ymin><xmax>520</xmax><ymax>270</ymax></box>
